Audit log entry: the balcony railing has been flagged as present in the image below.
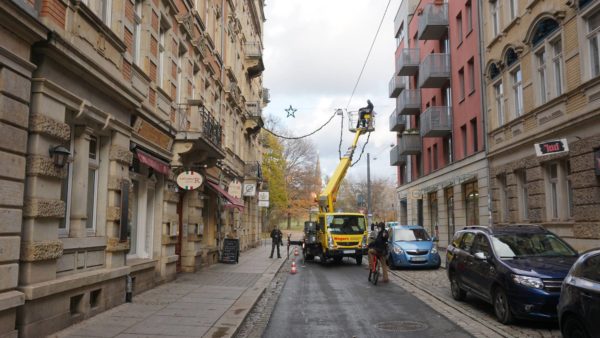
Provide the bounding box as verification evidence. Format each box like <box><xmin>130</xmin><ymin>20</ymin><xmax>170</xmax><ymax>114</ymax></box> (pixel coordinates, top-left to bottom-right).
<box><xmin>390</xmin><ymin>145</ymin><xmax>407</xmax><ymax>166</ymax></box>
<box><xmin>419</xmin><ymin>53</ymin><xmax>450</xmax><ymax>88</ymax></box>
<box><xmin>397</xmin><ymin>89</ymin><xmax>421</xmax><ymax>115</ymax></box>
<box><xmin>389</xmin><ymin>109</ymin><xmax>407</xmax><ymax>132</ymax></box>
<box><xmin>244</xmin><ymin>161</ymin><xmax>262</xmax><ymax>179</ymax></box>
<box><xmin>177</xmin><ymin>106</ymin><xmax>223</xmax><ymax>150</ymax></box>
<box><xmin>389</xmin><ymin>75</ymin><xmax>405</xmax><ymax>98</ymax></box>
<box><xmin>420</xmin><ymin>106</ymin><xmax>452</xmax><ymax>138</ymax></box>
<box><xmin>396</xmin><ymin>48</ymin><xmax>420</xmax><ymax>76</ymax></box>
<box><xmin>398</xmin><ymin>133</ymin><xmax>421</xmax><ymax>155</ymax></box>
<box><xmin>418</xmin><ymin>3</ymin><xmax>449</xmax><ymax>40</ymax></box>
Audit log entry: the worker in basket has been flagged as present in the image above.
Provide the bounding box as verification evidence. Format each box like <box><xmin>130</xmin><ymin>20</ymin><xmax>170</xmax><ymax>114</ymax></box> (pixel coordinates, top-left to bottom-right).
<box><xmin>356</xmin><ymin>100</ymin><xmax>374</xmax><ymax>129</ymax></box>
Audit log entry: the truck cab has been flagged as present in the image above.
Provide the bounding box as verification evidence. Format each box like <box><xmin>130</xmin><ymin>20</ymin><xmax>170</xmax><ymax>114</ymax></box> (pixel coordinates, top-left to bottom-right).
<box><xmin>315</xmin><ymin>212</ymin><xmax>368</xmax><ymax>264</ymax></box>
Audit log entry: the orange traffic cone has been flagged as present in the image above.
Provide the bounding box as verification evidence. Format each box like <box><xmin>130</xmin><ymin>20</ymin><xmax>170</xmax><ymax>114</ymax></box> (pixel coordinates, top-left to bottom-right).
<box><xmin>290</xmin><ymin>260</ymin><xmax>297</xmax><ymax>274</ymax></box>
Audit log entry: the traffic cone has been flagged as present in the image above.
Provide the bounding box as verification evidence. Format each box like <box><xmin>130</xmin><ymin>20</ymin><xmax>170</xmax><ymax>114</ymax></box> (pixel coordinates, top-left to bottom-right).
<box><xmin>290</xmin><ymin>260</ymin><xmax>297</xmax><ymax>274</ymax></box>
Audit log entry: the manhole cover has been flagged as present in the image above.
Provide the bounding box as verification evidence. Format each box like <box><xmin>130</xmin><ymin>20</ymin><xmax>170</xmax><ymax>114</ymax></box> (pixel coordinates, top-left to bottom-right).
<box><xmin>374</xmin><ymin>320</ymin><xmax>428</xmax><ymax>332</ymax></box>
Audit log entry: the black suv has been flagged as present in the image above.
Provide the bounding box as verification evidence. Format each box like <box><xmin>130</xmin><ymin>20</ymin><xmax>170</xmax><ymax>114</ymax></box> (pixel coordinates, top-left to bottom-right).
<box><xmin>446</xmin><ymin>225</ymin><xmax>578</xmax><ymax>324</ymax></box>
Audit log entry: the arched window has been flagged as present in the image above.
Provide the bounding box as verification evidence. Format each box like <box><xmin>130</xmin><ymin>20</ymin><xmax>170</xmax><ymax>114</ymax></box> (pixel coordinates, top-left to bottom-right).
<box><xmin>505</xmin><ymin>48</ymin><xmax>518</xmax><ymax>67</ymax></box>
<box><xmin>489</xmin><ymin>63</ymin><xmax>500</xmax><ymax>79</ymax></box>
<box><xmin>531</xmin><ymin>18</ymin><xmax>559</xmax><ymax>46</ymax></box>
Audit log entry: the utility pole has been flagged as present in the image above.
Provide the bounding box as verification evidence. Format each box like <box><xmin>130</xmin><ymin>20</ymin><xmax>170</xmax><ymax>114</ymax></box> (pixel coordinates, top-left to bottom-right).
<box><xmin>367</xmin><ymin>153</ymin><xmax>372</xmax><ymax>226</ymax></box>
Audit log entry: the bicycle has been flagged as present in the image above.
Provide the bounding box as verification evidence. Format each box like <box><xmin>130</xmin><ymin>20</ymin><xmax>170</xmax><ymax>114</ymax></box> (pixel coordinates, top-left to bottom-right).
<box><xmin>368</xmin><ymin>251</ymin><xmax>383</xmax><ymax>285</ymax></box>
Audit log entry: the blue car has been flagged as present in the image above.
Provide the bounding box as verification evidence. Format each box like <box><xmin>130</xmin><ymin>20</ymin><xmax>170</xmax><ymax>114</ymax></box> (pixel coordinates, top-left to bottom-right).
<box><xmin>387</xmin><ymin>225</ymin><xmax>441</xmax><ymax>269</ymax></box>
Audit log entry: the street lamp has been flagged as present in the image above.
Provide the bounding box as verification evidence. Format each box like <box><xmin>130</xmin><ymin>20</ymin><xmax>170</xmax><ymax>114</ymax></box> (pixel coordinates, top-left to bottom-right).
<box><xmin>49</xmin><ymin>145</ymin><xmax>70</xmax><ymax>168</ymax></box>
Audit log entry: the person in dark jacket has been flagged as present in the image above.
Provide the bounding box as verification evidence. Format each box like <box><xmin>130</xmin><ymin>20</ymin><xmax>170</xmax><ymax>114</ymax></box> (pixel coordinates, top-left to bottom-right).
<box><xmin>367</xmin><ymin>222</ymin><xmax>389</xmax><ymax>282</ymax></box>
<box><xmin>269</xmin><ymin>226</ymin><xmax>283</xmax><ymax>258</ymax></box>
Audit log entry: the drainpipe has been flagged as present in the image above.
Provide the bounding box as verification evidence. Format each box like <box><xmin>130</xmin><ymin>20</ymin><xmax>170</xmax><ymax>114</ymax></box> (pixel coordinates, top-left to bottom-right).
<box><xmin>125</xmin><ymin>275</ymin><xmax>133</xmax><ymax>302</ymax></box>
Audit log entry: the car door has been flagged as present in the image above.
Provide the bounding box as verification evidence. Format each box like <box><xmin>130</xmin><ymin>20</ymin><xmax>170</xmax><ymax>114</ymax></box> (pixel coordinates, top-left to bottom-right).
<box><xmin>468</xmin><ymin>234</ymin><xmax>496</xmax><ymax>301</ymax></box>
<box><xmin>455</xmin><ymin>232</ymin><xmax>476</xmax><ymax>289</ymax></box>
<box><xmin>578</xmin><ymin>254</ymin><xmax>600</xmax><ymax>336</ymax></box>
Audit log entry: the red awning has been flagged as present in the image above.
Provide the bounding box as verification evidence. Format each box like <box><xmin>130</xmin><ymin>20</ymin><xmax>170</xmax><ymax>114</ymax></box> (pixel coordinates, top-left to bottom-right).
<box><xmin>205</xmin><ymin>180</ymin><xmax>245</xmax><ymax>210</ymax></box>
<box><xmin>136</xmin><ymin>149</ymin><xmax>170</xmax><ymax>175</ymax></box>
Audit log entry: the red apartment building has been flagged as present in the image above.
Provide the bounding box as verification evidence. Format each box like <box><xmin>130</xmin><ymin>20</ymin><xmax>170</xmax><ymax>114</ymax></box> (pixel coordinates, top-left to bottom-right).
<box><xmin>389</xmin><ymin>0</ymin><xmax>490</xmax><ymax>247</ymax></box>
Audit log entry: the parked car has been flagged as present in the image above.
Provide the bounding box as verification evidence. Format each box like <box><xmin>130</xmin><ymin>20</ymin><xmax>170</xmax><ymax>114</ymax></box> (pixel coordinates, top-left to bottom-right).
<box><xmin>446</xmin><ymin>225</ymin><xmax>578</xmax><ymax>324</ymax></box>
<box><xmin>387</xmin><ymin>225</ymin><xmax>441</xmax><ymax>269</ymax></box>
<box><xmin>558</xmin><ymin>248</ymin><xmax>600</xmax><ymax>338</ymax></box>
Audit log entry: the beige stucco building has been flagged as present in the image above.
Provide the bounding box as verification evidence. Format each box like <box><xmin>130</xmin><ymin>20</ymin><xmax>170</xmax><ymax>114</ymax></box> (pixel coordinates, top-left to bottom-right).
<box><xmin>0</xmin><ymin>0</ymin><xmax>267</xmax><ymax>337</ymax></box>
<box><xmin>481</xmin><ymin>0</ymin><xmax>600</xmax><ymax>251</ymax></box>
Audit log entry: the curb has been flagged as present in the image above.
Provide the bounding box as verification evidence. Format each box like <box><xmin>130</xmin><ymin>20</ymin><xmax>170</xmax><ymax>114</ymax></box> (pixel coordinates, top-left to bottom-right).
<box><xmin>202</xmin><ymin>254</ymin><xmax>287</xmax><ymax>338</ymax></box>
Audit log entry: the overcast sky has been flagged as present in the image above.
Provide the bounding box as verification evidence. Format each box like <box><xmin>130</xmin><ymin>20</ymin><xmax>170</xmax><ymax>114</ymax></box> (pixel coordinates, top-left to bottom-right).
<box><xmin>262</xmin><ymin>0</ymin><xmax>401</xmax><ymax>183</ymax></box>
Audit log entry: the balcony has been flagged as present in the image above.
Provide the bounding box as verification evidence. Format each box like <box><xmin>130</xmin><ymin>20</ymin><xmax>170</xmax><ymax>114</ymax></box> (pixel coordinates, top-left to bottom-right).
<box><xmin>418</xmin><ymin>3</ymin><xmax>448</xmax><ymax>40</ymax></box>
<box><xmin>262</xmin><ymin>88</ymin><xmax>270</xmax><ymax>104</ymax></box>
<box><xmin>396</xmin><ymin>48</ymin><xmax>420</xmax><ymax>76</ymax></box>
<box><xmin>419</xmin><ymin>53</ymin><xmax>450</xmax><ymax>88</ymax></box>
<box><xmin>245</xmin><ymin>42</ymin><xmax>264</xmax><ymax>78</ymax></box>
<box><xmin>390</xmin><ymin>145</ymin><xmax>407</xmax><ymax>166</ymax></box>
<box><xmin>398</xmin><ymin>132</ymin><xmax>421</xmax><ymax>155</ymax></box>
<box><xmin>174</xmin><ymin>106</ymin><xmax>225</xmax><ymax>164</ymax></box>
<box><xmin>244</xmin><ymin>161</ymin><xmax>262</xmax><ymax>180</ymax></box>
<box><xmin>245</xmin><ymin>101</ymin><xmax>263</xmax><ymax>134</ymax></box>
<box><xmin>389</xmin><ymin>75</ymin><xmax>405</xmax><ymax>98</ymax></box>
<box><xmin>420</xmin><ymin>106</ymin><xmax>452</xmax><ymax>138</ymax></box>
<box><xmin>389</xmin><ymin>109</ymin><xmax>407</xmax><ymax>132</ymax></box>
<box><xmin>397</xmin><ymin>89</ymin><xmax>421</xmax><ymax>115</ymax></box>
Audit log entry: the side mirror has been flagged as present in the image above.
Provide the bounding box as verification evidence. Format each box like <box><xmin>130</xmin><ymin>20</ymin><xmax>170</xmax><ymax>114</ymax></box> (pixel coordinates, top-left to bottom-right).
<box><xmin>474</xmin><ymin>252</ymin><xmax>487</xmax><ymax>261</ymax></box>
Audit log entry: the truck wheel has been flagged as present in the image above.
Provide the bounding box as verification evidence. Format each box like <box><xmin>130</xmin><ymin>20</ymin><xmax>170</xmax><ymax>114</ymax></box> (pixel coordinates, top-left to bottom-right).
<box><xmin>333</xmin><ymin>256</ymin><xmax>343</xmax><ymax>264</ymax></box>
<box><xmin>319</xmin><ymin>252</ymin><xmax>327</xmax><ymax>264</ymax></box>
<box><xmin>305</xmin><ymin>254</ymin><xmax>314</xmax><ymax>261</ymax></box>
<box><xmin>355</xmin><ymin>255</ymin><xmax>363</xmax><ymax>265</ymax></box>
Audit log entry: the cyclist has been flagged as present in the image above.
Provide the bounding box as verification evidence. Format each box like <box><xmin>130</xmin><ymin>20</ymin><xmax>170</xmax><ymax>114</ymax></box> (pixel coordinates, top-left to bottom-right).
<box><xmin>368</xmin><ymin>222</ymin><xmax>389</xmax><ymax>283</ymax></box>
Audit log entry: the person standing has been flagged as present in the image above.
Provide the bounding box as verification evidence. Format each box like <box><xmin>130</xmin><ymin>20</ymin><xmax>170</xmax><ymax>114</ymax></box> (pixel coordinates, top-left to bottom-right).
<box><xmin>269</xmin><ymin>226</ymin><xmax>283</xmax><ymax>258</ymax></box>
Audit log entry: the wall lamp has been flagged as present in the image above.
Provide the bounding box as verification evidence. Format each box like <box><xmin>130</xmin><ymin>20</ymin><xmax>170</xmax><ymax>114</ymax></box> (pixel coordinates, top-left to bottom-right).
<box><xmin>49</xmin><ymin>145</ymin><xmax>71</xmax><ymax>168</ymax></box>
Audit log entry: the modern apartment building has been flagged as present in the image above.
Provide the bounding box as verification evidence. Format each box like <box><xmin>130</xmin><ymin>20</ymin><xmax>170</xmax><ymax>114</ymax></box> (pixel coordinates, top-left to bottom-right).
<box><xmin>0</xmin><ymin>0</ymin><xmax>267</xmax><ymax>337</ymax></box>
<box><xmin>481</xmin><ymin>0</ymin><xmax>600</xmax><ymax>251</ymax></box>
<box><xmin>389</xmin><ymin>0</ymin><xmax>490</xmax><ymax>248</ymax></box>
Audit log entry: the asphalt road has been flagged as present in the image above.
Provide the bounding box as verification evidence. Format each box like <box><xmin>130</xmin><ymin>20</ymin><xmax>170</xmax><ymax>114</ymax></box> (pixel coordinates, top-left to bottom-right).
<box><xmin>263</xmin><ymin>257</ymin><xmax>475</xmax><ymax>338</ymax></box>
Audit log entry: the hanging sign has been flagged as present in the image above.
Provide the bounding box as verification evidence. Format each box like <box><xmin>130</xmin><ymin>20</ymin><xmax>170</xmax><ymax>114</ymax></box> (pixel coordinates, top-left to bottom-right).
<box><xmin>243</xmin><ymin>183</ymin><xmax>256</xmax><ymax>197</ymax></box>
<box><xmin>228</xmin><ymin>180</ymin><xmax>242</xmax><ymax>199</ymax></box>
<box><xmin>176</xmin><ymin>171</ymin><xmax>203</xmax><ymax>190</ymax></box>
<box><xmin>534</xmin><ymin>139</ymin><xmax>569</xmax><ymax>157</ymax></box>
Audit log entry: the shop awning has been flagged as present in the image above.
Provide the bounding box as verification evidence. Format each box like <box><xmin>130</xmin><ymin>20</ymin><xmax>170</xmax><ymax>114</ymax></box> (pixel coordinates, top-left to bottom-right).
<box><xmin>136</xmin><ymin>149</ymin><xmax>170</xmax><ymax>175</ymax></box>
<box><xmin>205</xmin><ymin>180</ymin><xmax>245</xmax><ymax>210</ymax></box>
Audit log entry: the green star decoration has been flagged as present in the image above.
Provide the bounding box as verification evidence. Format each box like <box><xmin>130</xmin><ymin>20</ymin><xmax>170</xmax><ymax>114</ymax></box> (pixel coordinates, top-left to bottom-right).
<box><xmin>285</xmin><ymin>105</ymin><xmax>297</xmax><ymax>118</ymax></box>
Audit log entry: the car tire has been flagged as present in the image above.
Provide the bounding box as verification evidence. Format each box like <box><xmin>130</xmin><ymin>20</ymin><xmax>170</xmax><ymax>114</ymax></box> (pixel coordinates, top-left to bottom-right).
<box><xmin>450</xmin><ymin>273</ymin><xmax>467</xmax><ymax>301</ymax></box>
<box><xmin>355</xmin><ymin>255</ymin><xmax>363</xmax><ymax>265</ymax></box>
<box><xmin>493</xmin><ymin>287</ymin><xmax>513</xmax><ymax>324</ymax></box>
<box><xmin>562</xmin><ymin>315</ymin><xmax>590</xmax><ymax>338</ymax></box>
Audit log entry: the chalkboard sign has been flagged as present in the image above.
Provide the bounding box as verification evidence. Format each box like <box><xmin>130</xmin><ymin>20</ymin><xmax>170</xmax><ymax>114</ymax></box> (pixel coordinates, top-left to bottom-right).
<box><xmin>221</xmin><ymin>238</ymin><xmax>239</xmax><ymax>264</ymax></box>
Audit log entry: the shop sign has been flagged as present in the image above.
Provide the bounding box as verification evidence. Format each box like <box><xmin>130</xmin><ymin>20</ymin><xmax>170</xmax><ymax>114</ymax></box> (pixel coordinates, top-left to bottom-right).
<box><xmin>176</xmin><ymin>171</ymin><xmax>203</xmax><ymax>190</ymax></box>
<box><xmin>133</xmin><ymin>118</ymin><xmax>173</xmax><ymax>151</ymax></box>
<box><xmin>258</xmin><ymin>191</ymin><xmax>269</xmax><ymax>201</ymax></box>
<box><xmin>258</xmin><ymin>200</ymin><xmax>269</xmax><ymax>207</ymax></box>
<box><xmin>243</xmin><ymin>183</ymin><xmax>256</xmax><ymax>197</ymax></box>
<box><xmin>535</xmin><ymin>139</ymin><xmax>569</xmax><ymax>157</ymax></box>
<box><xmin>228</xmin><ymin>180</ymin><xmax>242</xmax><ymax>199</ymax></box>
<box><xmin>595</xmin><ymin>148</ymin><xmax>600</xmax><ymax>176</ymax></box>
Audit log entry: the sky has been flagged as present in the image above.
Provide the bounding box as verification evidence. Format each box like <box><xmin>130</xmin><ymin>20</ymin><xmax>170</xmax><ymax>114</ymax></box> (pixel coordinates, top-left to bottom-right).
<box><xmin>262</xmin><ymin>0</ymin><xmax>401</xmax><ymax>182</ymax></box>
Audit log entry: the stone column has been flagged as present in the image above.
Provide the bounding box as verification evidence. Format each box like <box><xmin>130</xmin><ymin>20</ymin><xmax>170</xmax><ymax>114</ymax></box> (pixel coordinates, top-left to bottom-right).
<box><xmin>69</xmin><ymin>126</ymin><xmax>93</xmax><ymax>238</ymax></box>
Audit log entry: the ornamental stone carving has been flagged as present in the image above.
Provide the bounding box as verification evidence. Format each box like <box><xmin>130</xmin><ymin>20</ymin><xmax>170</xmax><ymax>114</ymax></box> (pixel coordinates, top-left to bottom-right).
<box><xmin>23</xmin><ymin>198</ymin><xmax>65</xmax><ymax>218</ymax></box>
<box><xmin>29</xmin><ymin>114</ymin><xmax>71</xmax><ymax>142</ymax></box>
<box><xmin>21</xmin><ymin>240</ymin><xmax>63</xmax><ymax>262</ymax></box>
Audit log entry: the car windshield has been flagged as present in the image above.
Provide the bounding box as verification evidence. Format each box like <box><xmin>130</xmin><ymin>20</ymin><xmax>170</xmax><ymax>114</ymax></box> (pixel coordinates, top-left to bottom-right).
<box><xmin>327</xmin><ymin>215</ymin><xmax>365</xmax><ymax>234</ymax></box>
<box><xmin>394</xmin><ymin>229</ymin><xmax>430</xmax><ymax>242</ymax></box>
<box><xmin>491</xmin><ymin>233</ymin><xmax>577</xmax><ymax>259</ymax></box>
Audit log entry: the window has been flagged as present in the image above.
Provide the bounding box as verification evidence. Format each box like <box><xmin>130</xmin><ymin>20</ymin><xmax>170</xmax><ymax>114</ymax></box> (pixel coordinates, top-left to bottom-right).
<box><xmin>158</xmin><ymin>23</ymin><xmax>166</xmax><ymax>87</ymax></box>
<box><xmin>458</xmin><ymin>67</ymin><xmax>465</xmax><ymax>100</ymax></box>
<box><xmin>456</xmin><ymin>12</ymin><xmax>463</xmax><ymax>44</ymax></box>
<box><xmin>516</xmin><ymin>169</ymin><xmax>528</xmax><ymax>220</ymax></box>
<box><xmin>459</xmin><ymin>232</ymin><xmax>475</xmax><ymax>251</ymax></box>
<box><xmin>509</xmin><ymin>0</ymin><xmax>518</xmax><ymax>22</ymax></box>
<box><xmin>465</xmin><ymin>182</ymin><xmax>479</xmax><ymax>226</ymax></box>
<box><xmin>461</xmin><ymin>124</ymin><xmax>467</xmax><ymax>157</ymax></box>
<box><xmin>548</xmin><ymin>163</ymin><xmax>559</xmax><ymax>219</ymax></box>
<box><xmin>588</xmin><ymin>9</ymin><xmax>600</xmax><ymax>77</ymax></box>
<box><xmin>511</xmin><ymin>67</ymin><xmax>523</xmax><ymax>117</ymax></box>
<box><xmin>468</xmin><ymin>58</ymin><xmax>475</xmax><ymax>93</ymax></box>
<box><xmin>427</xmin><ymin>147</ymin><xmax>432</xmax><ymax>173</ymax></box>
<box><xmin>444</xmin><ymin>136</ymin><xmax>453</xmax><ymax>164</ymax></box>
<box><xmin>536</xmin><ymin>49</ymin><xmax>548</xmax><ymax>104</ymax></box>
<box><xmin>491</xmin><ymin>1</ymin><xmax>500</xmax><ymax>37</ymax></box>
<box><xmin>579</xmin><ymin>254</ymin><xmax>600</xmax><ymax>282</ymax></box>
<box><xmin>466</xmin><ymin>1</ymin><xmax>473</xmax><ymax>32</ymax></box>
<box><xmin>82</xmin><ymin>0</ymin><xmax>111</xmax><ymax>25</ymax></box>
<box><xmin>472</xmin><ymin>234</ymin><xmax>492</xmax><ymax>256</ymax></box>
<box><xmin>433</xmin><ymin>143</ymin><xmax>438</xmax><ymax>170</ymax></box>
<box><xmin>494</xmin><ymin>81</ymin><xmax>505</xmax><ymax>126</ymax></box>
<box><xmin>470</xmin><ymin>118</ymin><xmax>478</xmax><ymax>152</ymax></box>
<box><xmin>86</xmin><ymin>136</ymin><xmax>99</xmax><ymax>234</ymax></box>
<box><xmin>128</xmin><ymin>157</ymin><xmax>157</xmax><ymax>259</ymax></box>
<box><xmin>545</xmin><ymin>161</ymin><xmax>572</xmax><ymax>220</ymax></box>
<box><xmin>133</xmin><ymin>0</ymin><xmax>143</xmax><ymax>65</ymax></box>
<box><xmin>498</xmin><ymin>174</ymin><xmax>509</xmax><ymax>223</ymax></box>
<box><xmin>429</xmin><ymin>192</ymin><xmax>438</xmax><ymax>237</ymax></box>
<box><xmin>552</xmin><ymin>39</ymin><xmax>563</xmax><ymax>96</ymax></box>
<box><xmin>531</xmin><ymin>18</ymin><xmax>562</xmax><ymax>103</ymax></box>
<box><xmin>176</xmin><ymin>45</ymin><xmax>186</xmax><ymax>103</ymax></box>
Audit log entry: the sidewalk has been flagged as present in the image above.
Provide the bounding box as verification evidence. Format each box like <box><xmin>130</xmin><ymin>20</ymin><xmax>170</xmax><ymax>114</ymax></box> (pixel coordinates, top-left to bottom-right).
<box><xmin>51</xmin><ymin>241</ymin><xmax>286</xmax><ymax>338</ymax></box>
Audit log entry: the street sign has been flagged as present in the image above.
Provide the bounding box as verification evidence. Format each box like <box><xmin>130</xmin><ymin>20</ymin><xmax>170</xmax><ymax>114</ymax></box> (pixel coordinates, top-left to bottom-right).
<box><xmin>258</xmin><ymin>191</ymin><xmax>269</xmax><ymax>201</ymax></box>
<box><xmin>243</xmin><ymin>183</ymin><xmax>256</xmax><ymax>197</ymax></box>
<box><xmin>534</xmin><ymin>139</ymin><xmax>569</xmax><ymax>157</ymax></box>
<box><xmin>258</xmin><ymin>200</ymin><xmax>269</xmax><ymax>207</ymax></box>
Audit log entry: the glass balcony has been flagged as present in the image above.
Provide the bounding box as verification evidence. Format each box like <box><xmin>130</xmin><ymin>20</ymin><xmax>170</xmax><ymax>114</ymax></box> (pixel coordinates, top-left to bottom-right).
<box><xmin>389</xmin><ymin>109</ymin><xmax>407</xmax><ymax>132</ymax></box>
<box><xmin>390</xmin><ymin>145</ymin><xmax>407</xmax><ymax>166</ymax></box>
<box><xmin>396</xmin><ymin>48</ymin><xmax>420</xmax><ymax>76</ymax></box>
<box><xmin>418</xmin><ymin>3</ymin><xmax>449</xmax><ymax>40</ymax></box>
<box><xmin>389</xmin><ymin>75</ymin><xmax>405</xmax><ymax>98</ymax></box>
<box><xmin>398</xmin><ymin>133</ymin><xmax>421</xmax><ymax>155</ymax></box>
<box><xmin>397</xmin><ymin>89</ymin><xmax>421</xmax><ymax>115</ymax></box>
<box><xmin>420</xmin><ymin>106</ymin><xmax>452</xmax><ymax>138</ymax></box>
<box><xmin>419</xmin><ymin>53</ymin><xmax>450</xmax><ymax>88</ymax></box>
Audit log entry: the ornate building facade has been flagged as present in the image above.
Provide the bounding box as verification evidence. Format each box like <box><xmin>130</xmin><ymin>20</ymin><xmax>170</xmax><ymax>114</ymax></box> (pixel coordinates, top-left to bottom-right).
<box><xmin>0</xmin><ymin>0</ymin><xmax>267</xmax><ymax>337</ymax></box>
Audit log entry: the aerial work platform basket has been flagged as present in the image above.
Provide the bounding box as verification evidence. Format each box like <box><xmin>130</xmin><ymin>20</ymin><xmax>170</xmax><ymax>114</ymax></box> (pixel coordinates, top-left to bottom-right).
<box><xmin>347</xmin><ymin>110</ymin><xmax>375</xmax><ymax>133</ymax></box>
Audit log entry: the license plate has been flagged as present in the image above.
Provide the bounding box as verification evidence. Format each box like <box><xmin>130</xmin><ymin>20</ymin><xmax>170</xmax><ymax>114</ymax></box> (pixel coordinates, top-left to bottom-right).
<box><xmin>410</xmin><ymin>257</ymin><xmax>427</xmax><ymax>262</ymax></box>
<box><xmin>343</xmin><ymin>250</ymin><xmax>355</xmax><ymax>254</ymax></box>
